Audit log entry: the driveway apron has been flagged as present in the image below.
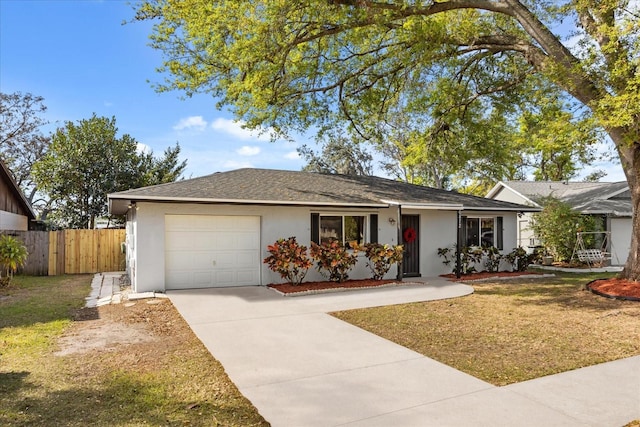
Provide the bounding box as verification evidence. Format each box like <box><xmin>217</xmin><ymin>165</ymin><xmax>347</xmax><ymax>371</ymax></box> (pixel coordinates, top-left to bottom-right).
<box><xmin>167</xmin><ymin>280</ymin><xmax>640</xmax><ymax>427</ymax></box>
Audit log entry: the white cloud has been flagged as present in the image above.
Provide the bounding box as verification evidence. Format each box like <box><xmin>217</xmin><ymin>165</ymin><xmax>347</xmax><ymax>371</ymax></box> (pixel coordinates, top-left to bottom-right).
<box><xmin>136</xmin><ymin>142</ymin><xmax>151</xmax><ymax>154</ymax></box>
<box><xmin>173</xmin><ymin>116</ymin><xmax>208</xmax><ymax>131</ymax></box>
<box><xmin>237</xmin><ymin>146</ymin><xmax>261</xmax><ymax>156</ymax></box>
<box><xmin>284</xmin><ymin>150</ymin><xmax>300</xmax><ymax>160</ymax></box>
<box><xmin>210</xmin><ymin>118</ymin><xmax>270</xmax><ymax>141</ymax></box>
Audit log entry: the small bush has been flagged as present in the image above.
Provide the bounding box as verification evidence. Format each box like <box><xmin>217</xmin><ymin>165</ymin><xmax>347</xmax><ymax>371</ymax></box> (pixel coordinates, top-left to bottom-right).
<box><xmin>438</xmin><ymin>245</ymin><xmax>505</xmax><ymax>274</ymax></box>
<box><xmin>362</xmin><ymin>243</ymin><xmax>403</xmax><ymax>280</ymax></box>
<box><xmin>0</xmin><ymin>235</ymin><xmax>28</xmax><ymax>283</ymax></box>
<box><xmin>505</xmin><ymin>247</ymin><xmax>540</xmax><ymax>272</ymax></box>
<box><xmin>310</xmin><ymin>239</ymin><xmax>358</xmax><ymax>282</ymax></box>
<box><xmin>484</xmin><ymin>246</ymin><xmax>502</xmax><ymax>273</ymax></box>
<box><xmin>263</xmin><ymin>237</ymin><xmax>312</xmax><ymax>285</ymax></box>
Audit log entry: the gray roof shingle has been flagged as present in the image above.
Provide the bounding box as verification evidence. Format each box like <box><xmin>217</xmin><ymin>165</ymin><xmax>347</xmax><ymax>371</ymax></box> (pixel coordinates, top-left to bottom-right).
<box><xmin>495</xmin><ymin>181</ymin><xmax>631</xmax><ymax>216</ymax></box>
<box><xmin>109</xmin><ymin>168</ymin><xmax>534</xmax><ymax>214</ymax></box>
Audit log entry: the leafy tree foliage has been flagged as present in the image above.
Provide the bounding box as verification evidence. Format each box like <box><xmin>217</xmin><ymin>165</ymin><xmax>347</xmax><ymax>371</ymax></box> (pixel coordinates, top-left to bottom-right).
<box><xmin>530</xmin><ymin>197</ymin><xmax>599</xmax><ymax>262</ymax></box>
<box><xmin>136</xmin><ymin>143</ymin><xmax>187</xmax><ymax>187</ymax></box>
<box><xmin>513</xmin><ymin>93</ymin><xmax>607</xmax><ymax>181</ymax></box>
<box><xmin>33</xmin><ymin>114</ymin><xmax>186</xmax><ymax>229</ymax></box>
<box><xmin>0</xmin><ymin>92</ymin><xmax>51</xmax><ymax>205</ymax></box>
<box><xmin>135</xmin><ymin>1</ymin><xmax>640</xmax><ymax>279</ymax></box>
<box><xmin>298</xmin><ymin>133</ymin><xmax>374</xmax><ymax>176</ymax></box>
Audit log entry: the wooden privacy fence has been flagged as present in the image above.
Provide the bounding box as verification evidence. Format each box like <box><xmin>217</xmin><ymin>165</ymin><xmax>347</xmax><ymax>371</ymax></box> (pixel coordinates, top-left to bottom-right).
<box><xmin>49</xmin><ymin>229</ymin><xmax>126</xmax><ymax>275</ymax></box>
<box><xmin>3</xmin><ymin>229</ymin><xmax>125</xmax><ymax>276</ymax></box>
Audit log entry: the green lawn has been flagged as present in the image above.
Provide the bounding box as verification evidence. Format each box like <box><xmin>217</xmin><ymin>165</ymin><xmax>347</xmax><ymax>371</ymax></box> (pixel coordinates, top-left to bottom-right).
<box><xmin>0</xmin><ymin>275</ymin><xmax>268</xmax><ymax>427</ymax></box>
<box><xmin>332</xmin><ymin>271</ymin><xmax>640</xmax><ymax>386</ymax></box>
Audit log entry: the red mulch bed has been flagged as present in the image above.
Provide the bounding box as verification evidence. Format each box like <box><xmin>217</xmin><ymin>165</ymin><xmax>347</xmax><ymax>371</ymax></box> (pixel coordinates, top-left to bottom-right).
<box><xmin>440</xmin><ymin>271</ymin><xmax>542</xmax><ymax>281</ymax></box>
<box><xmin>588</xmin><ymin>278</ymin><xmax>640</xmax><ymax>301</ymax></box>
<box><xmin>268</xmin><ymin>279</ymin><xmax>398</xmax><ymax>295</ymax></box>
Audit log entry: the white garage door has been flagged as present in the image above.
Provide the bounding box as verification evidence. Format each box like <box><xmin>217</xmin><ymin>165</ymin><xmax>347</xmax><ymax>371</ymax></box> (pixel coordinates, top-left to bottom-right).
<box><xmin>165</xmin><ymin>215</ymin><xmax>261</xmax><ymax>289</ymax></box>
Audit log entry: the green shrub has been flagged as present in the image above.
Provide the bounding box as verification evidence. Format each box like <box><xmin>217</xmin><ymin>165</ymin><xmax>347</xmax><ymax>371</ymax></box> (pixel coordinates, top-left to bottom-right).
<box><xmin>362</xmin><ymin>243</ymin><xmax>403</xmax><ymax>280</ymax></box>
<box><xmin>483</xmin><ymin>246</ymin><xmax>502</xmax><ymax>273</ymax></box>
<box><xmin>439</xmin><ymin>245</ymin><xmax>516</xmax><ymax>274</ymax></box>
<box><xmin>263</xmin><ymin>237</ymin><xmax>312</xmax><ymax>285</ymax></box>
<box><xmin>0</xmin><ymin>235</ymin><xmax>28</xmax><ymax>282</ymax></box>
<box><xmin>504</xmin><ymin>247</ymin><xmax>540</xmax><ymax>271</ymax></box>
<box><xmin>310</xmin><ymin>239</ymin><xmax>358</xmax><ymax>282</ymax></box>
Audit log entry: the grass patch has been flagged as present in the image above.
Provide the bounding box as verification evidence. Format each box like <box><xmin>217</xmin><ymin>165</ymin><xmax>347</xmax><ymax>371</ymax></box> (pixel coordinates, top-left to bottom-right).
<box><xmin>331</xmin><ymin>271</ymin><xmax>640</xmax><ymax>386</ymax></box>
<box><xmin>0</xmin><ymin>275</ymin><xmax>268</xmax><ymax>427</ymax></box>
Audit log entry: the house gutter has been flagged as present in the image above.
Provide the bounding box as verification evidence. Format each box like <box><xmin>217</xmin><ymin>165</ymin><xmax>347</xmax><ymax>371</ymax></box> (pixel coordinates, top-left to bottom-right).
<box><xmin>108</xmin><ymin>194</ymin><xmax>389</xmax><ymax>215</ymax></box>
<box><xmin>380</xmin><ymin>200</ymin><xmax>464</xmax><ymax>211</ymax></box>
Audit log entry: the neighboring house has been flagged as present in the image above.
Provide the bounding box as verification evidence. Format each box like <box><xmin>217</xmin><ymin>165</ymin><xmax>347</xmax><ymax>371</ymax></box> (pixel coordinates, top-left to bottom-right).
<box><xmin>0</xmin><ymin>159</ymin><xmax>36</xmax><ymax>231</ymax></box>
<box><xmin>108</xmin><ymin>168</ymin><xmax>536</xmax><ymax>293</ymax></box>
<box><xmin>486</xmin><ymin>181</ymin><xmax>631</xmax><ymax>265</ymax></box>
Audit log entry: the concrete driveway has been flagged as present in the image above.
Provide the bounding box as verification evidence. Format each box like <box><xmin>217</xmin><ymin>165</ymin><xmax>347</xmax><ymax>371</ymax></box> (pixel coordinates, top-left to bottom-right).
<box><xmin>167</xmin><ymin>279</ymin><xmax>640</xmax><ymax>426</ymax></box>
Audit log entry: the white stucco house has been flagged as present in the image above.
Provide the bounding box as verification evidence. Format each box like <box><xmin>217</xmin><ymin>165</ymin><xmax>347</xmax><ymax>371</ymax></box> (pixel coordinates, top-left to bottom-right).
<box><xmin>0</xmin><ymin>159</ymin><xmax>36</xmax><ymax>231</ymax></box>
<box><xmin>109</xmin><ymin>168</ymin><xmax>536</xmax><ymax>293</ymax></box>
<box><xmin>486</xmin><ymin>181</ymin><xmax>631</xmax><ymax>265</ymax></box>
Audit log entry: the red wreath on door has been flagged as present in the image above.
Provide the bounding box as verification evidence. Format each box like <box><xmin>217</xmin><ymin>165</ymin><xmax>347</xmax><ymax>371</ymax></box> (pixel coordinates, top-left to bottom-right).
<box><xmin>403</xmin><ymin>227</ymin><xmax>417</xmax><ymax>243</ymax></box>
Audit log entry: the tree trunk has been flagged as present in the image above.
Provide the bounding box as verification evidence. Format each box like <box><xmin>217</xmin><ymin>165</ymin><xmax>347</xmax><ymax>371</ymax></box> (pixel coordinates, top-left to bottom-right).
<box><xmin>610</xmin><ymin>127</ymin><xmax>640</xmax><ymax>281</ymax></box>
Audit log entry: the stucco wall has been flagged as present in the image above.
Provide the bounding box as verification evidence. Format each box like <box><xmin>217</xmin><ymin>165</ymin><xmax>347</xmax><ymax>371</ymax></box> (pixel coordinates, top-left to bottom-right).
<box><xmin>0</xmin><ymin>210</ymin><xmax>28</xmax><ymax>231</ymax></box>
<box><xmin>404</xmin><ymin>209</ymin><xmax>519</xmax><ymax>276</ymax></box>
<box><xmin>610</xmin><ymin>217</ymin><xmax>631</xmax><ymax>266</ymax></box>
<box><xmin>491</xmin><ymin>187</ymin><xmax>530</xmax><ymax>205</ymax></box>
<box><xmin>130</xmin><ymin>202</ymin><xmax>400</xmax><ymax>292</ymax></box>
<box><xmin>127</xmin><ymin>202</ymin><xmax>521</xmax><ymax>292</ymax></box>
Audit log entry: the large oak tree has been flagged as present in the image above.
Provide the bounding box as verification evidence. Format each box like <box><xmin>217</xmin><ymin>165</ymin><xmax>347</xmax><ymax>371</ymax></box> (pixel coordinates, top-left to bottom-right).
<box><xmin>135</xmin><ymin>1</ymin><xmax>640</xmax><ymax>279</ymax></box>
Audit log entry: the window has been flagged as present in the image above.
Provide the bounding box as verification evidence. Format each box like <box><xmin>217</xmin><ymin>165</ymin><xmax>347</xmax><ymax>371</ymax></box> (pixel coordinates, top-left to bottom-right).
<box><xmin>319</xmin><ymin>215</ymin><xmax>366</xmax><ymax>245</ymax></box>
<box><xmin>463</xmin><ymin>216</ymin><xmax>503</xmax><ymax>249</ymax></box>
<box><xmin>311</xmin><ymin>213</ymin><xmax>378</xmax><ymax>245</ymax></box>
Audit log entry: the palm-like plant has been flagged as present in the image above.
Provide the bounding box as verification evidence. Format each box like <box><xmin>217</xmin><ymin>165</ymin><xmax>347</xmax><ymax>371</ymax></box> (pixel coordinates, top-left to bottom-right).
<box><xmin>0</xmin><ymin>235</ymin><xmax>28</xmax><ymax>281</ymax></box>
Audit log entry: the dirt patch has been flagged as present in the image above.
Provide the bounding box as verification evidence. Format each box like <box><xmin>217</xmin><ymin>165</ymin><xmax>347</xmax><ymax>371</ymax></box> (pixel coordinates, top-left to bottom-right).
<box><xmin>268</xmin><ymin>278</ymin><xmax>406</xmax><ymax>295</ymax></box>
<box><xmin>588</xmin><ymin>278</ymin><xmax>640</xmax><ymax>301</ymax></box>
<box><xmin>55</xmin><ymin>299</ymin><xmax>179</xmax><ymax>358</ymax></box>
<box><xmin>55</xmin><ymin>321</ymin><xmax>155</xmax><ymax>356</ymax></box>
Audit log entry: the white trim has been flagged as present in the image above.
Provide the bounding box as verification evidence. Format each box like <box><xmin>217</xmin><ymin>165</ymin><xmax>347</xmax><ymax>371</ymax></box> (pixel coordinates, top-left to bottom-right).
<box><xmin>109</xmin><ymin>194</ymin><xmax>388</xmax><ymax>208</ymax></box>
<box><xmin>602</xmin><ymin>183</ymin><xmax>630</xmax><ymax>200</ymax></box>
<box><xmin>486</xmin><ymin>182</ymin><xmax>541</xmax><ymax>208</ymax></box>
<box><xmin>381</xmin><ymin>200</ymin><xmax>464</xmax><ymax>210</ymax></box>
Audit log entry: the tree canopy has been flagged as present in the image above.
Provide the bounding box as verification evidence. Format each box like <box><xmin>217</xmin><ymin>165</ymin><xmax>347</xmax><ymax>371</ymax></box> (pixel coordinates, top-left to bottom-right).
<box><xmin>33</xmin><ymin>114</ymin><xmax>186</xmax><ymax>229</ymax></box>
<box><xmin>135</xmin><ymin>0</ymin><xmax>640</xmax><ymax>279</ymax></box>
<box><xmin>0</xmin><ymin>92</ymin><xmax>51</xmax><ymax>205</ymax></box>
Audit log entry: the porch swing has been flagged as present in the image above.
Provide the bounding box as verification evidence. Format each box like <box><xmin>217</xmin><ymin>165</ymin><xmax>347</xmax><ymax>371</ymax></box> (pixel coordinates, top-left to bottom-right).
<box><xmin>570</xmin><ymin>231</ymin><xmax>614</xmax><ymax>267</ymax></box>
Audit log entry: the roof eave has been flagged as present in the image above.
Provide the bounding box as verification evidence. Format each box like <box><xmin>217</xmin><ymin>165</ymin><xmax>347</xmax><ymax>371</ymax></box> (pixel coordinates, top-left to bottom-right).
<box><xmin>107</xmin><ymin>194</ymin><xmax>390</xmax><ymax>215</ymax></box>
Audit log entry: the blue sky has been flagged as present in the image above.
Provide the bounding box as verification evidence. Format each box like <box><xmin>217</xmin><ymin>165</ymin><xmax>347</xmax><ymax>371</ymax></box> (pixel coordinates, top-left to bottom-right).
<box><xmin>0</xmin><ymin>0</ymin><xmax>306</xmax><ymax>179</ymax></box>
<box><xmin>0</xmin><ymin>0</ymin><xmax>625</xmax><ymax>182</ymax></box>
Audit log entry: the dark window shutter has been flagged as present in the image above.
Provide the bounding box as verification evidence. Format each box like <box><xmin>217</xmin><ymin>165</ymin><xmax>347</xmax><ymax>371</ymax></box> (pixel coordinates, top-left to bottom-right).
<box><xmin>311</xmin><ymin>213</ymin><xmax>320</xmax><ymax>244</ymax></box>
<box><xmin>496</xmin><ymin>216</ymin><xmax>504</xmax><ymax>250</ymax></box>
<box><xmin>369</xmin><ymin>214</ymin><xmax>378</xmax><ymax>243</ymax></box>
<box><xmin>460</xmin><ymin>216</ymin><xmax>467</xmax><ymax>248</ymax></box>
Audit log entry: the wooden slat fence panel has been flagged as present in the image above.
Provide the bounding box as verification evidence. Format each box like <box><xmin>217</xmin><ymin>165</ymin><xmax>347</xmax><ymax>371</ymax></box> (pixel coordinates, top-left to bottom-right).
<box><xmin>1</xmin><ymin>230</ymin><xmax>49</xmax><ymax>276</ymax></box>
<box><xmin>62</xmin><ymin>229</ymin><xmax>125</xmax><ymax>274</ymax></box>
<box><xmin>3</xmin><ymin>229</ymin><xmax>125</xmax><ymax>275</ymax></box>
<box><xmin>48</xmin><ymin>230</ymin><xmax>65</xmax><ymax>276</ymax></box>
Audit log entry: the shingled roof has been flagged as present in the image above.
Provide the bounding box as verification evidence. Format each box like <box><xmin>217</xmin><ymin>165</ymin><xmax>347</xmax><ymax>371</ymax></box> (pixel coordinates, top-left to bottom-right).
<box><xmin>109</xmin><ymin>168</ymin><xmax>534</xmax><ymax>215</ymax></box>
<box><xmin>487</xmin><ymin>180</ymin><xmax>631</xmax><ymax>216</ymax></box>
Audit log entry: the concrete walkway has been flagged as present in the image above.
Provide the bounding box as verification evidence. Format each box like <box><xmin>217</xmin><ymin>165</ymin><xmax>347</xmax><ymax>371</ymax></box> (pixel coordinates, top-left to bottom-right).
<box><xmin>85</xmin><ymin>271</ymin><xmax>125</xmax><ymax>307</ymax></box>
<box><xmin>167</xmin><ymin>278</ymin><xmax>640</xmax><ymax>427</ymax></box>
